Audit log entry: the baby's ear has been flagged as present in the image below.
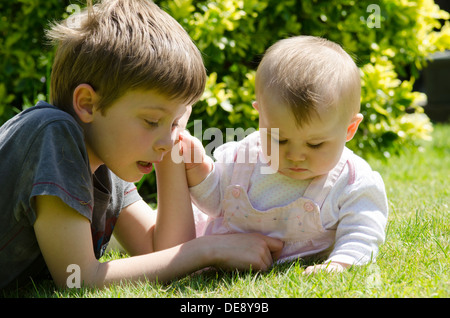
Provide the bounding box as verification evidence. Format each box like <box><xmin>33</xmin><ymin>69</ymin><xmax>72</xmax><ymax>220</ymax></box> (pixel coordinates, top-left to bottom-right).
<box><xmin>72</xmin><ymin>84</ymin><xmax>99</xmax><ymax>123</ymax></box>
<box><xmin>252</xmin><ymin>101</ymin><xmax>259</xmax><ymax>111</ymax></box>
<box><xmin>346</xmin><ymin>113</ymin><xmax>363</xmax><ymax>142</ymax></box>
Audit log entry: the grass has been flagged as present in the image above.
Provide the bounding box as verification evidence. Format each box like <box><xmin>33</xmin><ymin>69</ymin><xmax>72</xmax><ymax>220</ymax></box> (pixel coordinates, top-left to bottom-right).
<box><xmin>3</xmin><ymin>124</ymin><xmax>449</xmax><ymax>298</ymax></box>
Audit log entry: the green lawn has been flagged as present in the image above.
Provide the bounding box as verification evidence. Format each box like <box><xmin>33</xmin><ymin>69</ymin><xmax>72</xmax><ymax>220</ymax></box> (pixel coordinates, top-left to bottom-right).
<box><xmin>3</xmin><ymin>125</ymin><xmax>449</xmax><ymax>298</ymax></box>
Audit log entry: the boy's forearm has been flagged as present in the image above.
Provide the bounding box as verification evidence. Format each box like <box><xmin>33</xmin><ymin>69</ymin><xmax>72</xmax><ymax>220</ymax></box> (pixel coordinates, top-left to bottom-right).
<box><xmin>154</xmin><ymin>157</ymin><xmax>195</xmax><ymax>251</ymax></box>
<box><xmin>93</xmin><ymin>237</ymin><xmax>213</xmax><ymax>287</ymax></box>
<box><xmin>93</xmin><ymin>232</ymin><xmax>283</xmax><ymax>287</ymax></box>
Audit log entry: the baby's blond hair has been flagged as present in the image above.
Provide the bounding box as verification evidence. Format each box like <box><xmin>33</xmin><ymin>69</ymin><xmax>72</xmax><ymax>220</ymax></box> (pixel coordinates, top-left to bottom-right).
<box><xmin>46</xmin><ymin>0</ymin><xmax>206</xmax><ymax>115</ymax></box>
<box><xmin>255</xmin><ymin>36</ymin><xmax>361</xmax><ymax>126</ymax></box>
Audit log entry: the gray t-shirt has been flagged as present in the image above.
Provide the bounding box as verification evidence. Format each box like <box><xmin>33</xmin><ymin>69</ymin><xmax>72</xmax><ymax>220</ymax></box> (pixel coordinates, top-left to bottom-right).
<box><xmin>0</xmin><ymin>101</ymin><xmax>142</xmax><ymax>289</ymax></box>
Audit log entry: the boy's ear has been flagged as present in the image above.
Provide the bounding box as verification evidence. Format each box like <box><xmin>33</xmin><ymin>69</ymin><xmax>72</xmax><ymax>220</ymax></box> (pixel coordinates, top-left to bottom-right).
<box><xmin>346</xmin><ymin>113</ymin><xmax>363</xmax><ymax>142</ymax></box>
<box><xmin>72</xmin><ymin>84</ymin><xmax>99</xmax><ymax>123</ymax></box>
<box><xmin>252</xmin><ymin>101</ymin><xmax>259</xmax><ymax>111</ymax></box>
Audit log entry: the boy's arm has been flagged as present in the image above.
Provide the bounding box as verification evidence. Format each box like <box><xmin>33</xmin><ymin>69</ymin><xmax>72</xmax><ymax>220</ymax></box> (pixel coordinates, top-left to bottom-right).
<box><xmin>153</xmin><ymin>150</ymin><xmax>196</xmax><ymax>251</ymax></box>
<box><xmin>110</xmin><ymin>199</ymin><xmax>156</xmax><ymax>256</ymax></box>
<box><xmin>34</xmin><ymin>195</ymin><xmax>283</xmax><ymax>288</ymax></box>
<box><xmin>151</xmin><ymin>106</ymin><xmax>197</xmax><ymax>251</ymax></box>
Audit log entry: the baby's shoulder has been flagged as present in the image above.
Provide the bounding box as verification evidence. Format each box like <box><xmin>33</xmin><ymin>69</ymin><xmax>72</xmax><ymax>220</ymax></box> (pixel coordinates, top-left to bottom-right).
<box><xmin>342</xmin><ymin>150</ymin><xmax>385</xmax><ymax>192</ymax></box>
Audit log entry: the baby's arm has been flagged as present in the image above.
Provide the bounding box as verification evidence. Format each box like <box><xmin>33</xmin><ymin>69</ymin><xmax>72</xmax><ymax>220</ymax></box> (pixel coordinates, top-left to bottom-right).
<box><xmin>304</xmin><ymin>174</ymin><xmax>388</xmax><ymax>275</ymax></box>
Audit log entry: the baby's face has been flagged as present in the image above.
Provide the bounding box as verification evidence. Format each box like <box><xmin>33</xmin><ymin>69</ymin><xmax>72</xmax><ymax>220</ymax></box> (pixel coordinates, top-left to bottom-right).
<box><xmin>255</xmin><ymin>97</ymin><xmax>351</xmax><ymax>181</ymax></box>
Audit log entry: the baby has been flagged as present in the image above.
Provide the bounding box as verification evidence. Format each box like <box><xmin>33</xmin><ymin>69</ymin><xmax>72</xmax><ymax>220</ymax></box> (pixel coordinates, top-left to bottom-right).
<box><xmin>181</xmin><ymin>36</ymin><xmax>388</xmax><ymax>274</ymax></box>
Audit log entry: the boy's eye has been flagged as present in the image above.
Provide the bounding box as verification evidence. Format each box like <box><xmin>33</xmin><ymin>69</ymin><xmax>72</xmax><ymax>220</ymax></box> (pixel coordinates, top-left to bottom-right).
<box><xmin>144</xmin><ymin>119</ymin><xmax>159</xmax><ymax>128</ymax></box>
<box><xmin>307</xmin><ymin>142</ymin><xmax>323</xmax><ymax>149</ymax></box>
<box><xmin>172</xmin><ymin>121</ymin><xmax>180</xmax><ymax>129</ymax></box>
<box><xmin>144</xmin><ymin>119</ymin><xmax>180</xmax><ymax>130</ymax></box>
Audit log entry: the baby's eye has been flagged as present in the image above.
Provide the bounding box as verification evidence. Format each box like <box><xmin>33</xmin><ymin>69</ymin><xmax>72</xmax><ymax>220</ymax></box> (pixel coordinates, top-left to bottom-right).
<box><xmin>271</xmin><ymin>136</ymin><xmax>287</xmax><ymax>145</ymax></box>
<box><xmin>307</xmin><ymin>142</ymin><xmax>323</xmax><ymax>149</ymax></box>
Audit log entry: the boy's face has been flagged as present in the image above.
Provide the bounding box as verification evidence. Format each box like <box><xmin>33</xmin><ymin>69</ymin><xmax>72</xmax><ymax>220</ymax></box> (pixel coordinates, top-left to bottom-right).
<box><xmin>83</xmin><ymin>89</ymin><xmax>190</xmax><ymax>182</ymax></box>
<box><xmin>254</xmin><ymin>95</ymin><xmax>358</xmax><ymax>181</ymax></box>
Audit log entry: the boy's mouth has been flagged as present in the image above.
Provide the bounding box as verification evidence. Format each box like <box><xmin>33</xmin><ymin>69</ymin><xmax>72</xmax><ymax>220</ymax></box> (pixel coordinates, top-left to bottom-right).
<box><xmin>137</xmin><ymin>161</ymin><xmax>153</xmax><ymax>174</ymax></box>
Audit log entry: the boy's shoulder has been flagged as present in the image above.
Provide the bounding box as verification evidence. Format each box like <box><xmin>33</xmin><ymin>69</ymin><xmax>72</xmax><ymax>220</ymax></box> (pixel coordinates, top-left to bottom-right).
<box><xmin>1</xmin><ymin>101</ymin><xmax>81</xmax><ymax>138</ymax></box>
<box><xmin>18</xmin><ymin>101</ymin><xmax>76</xmax><ymax>125</ymax></box>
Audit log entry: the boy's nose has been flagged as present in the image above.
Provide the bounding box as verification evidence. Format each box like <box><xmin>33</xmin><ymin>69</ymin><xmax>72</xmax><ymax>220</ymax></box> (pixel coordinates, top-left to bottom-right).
<box><xmin>153</xmin><ymin>134</ymin><xmax>175</xmax><ymax>155</ymax></box>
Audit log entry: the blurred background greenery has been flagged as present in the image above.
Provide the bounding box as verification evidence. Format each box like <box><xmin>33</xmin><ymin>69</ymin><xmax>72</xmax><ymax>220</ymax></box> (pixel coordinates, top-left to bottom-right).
<box><xmin>1</xmin><ymin>0</ymin><xmax>449</xmax><ymax>203</ymax></box>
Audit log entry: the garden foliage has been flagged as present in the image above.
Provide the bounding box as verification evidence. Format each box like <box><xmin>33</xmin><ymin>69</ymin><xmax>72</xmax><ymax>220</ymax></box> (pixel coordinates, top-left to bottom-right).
<box><xmin>154</xmin><ymin>0</ymin><xmax>450</xmax><ymax>158</ymax></box>
<box><xmin>0</xmin><ymin>0</ymin><xmax>72</xmax><ymax>122</ymax></box>
<box><xmin>1</xmin><ymin>0</ymin><xmax>449</xmax><ymax>200</ymax></box>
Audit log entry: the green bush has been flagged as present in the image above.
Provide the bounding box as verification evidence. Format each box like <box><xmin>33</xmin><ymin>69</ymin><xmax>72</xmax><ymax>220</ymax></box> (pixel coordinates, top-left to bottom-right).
<box><xmin>1</xmin><ymin>0</ymin><xmax>449</xmax><ymax>202</ymax></box>
<box><xmin>0</xmin><ymin>0</ymin><xmax>73</xmax><ymax>123</ymax></box>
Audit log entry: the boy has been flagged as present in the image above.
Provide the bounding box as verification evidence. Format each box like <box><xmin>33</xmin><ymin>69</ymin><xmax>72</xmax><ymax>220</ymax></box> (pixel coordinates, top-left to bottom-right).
<box><xmin>0</xmin><ymin>0</ymin><xmax>282</xmax><ymax>290</ymax></box>
<box><xmin>182</xmin><ymin>36</ymin><xmax>388</xmax><ymax>274</ymax></box>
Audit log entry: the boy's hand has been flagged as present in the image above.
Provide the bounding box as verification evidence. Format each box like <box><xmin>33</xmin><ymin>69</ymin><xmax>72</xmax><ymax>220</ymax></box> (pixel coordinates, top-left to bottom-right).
<box><xmin>204</xmin><ymin>233</ymin><xmax>284</xmax><ymax>272</ymax></box>
<box><xmin>302</xmin><ymin>261</ymin><xmax>350</xmax><ymax>275</ymax></box>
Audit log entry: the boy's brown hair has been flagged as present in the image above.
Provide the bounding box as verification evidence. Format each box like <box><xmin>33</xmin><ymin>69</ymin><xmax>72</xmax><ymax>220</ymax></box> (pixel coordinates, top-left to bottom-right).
<box><xmin>46</xmin><ymin>0</ymin><xmax>206</xmax><ymax>115</ymax></box>
<box><xmin>255</xmin><ymin>36</ymin><xmax>361</xmax><ymax>126</ymax></box>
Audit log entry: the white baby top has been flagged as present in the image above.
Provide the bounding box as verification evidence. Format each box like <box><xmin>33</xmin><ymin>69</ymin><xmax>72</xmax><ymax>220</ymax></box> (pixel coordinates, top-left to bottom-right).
<box><xmin>190</xmin><ymin>131</ymin><xmax>388</xmax><ymax>265</ymax></box>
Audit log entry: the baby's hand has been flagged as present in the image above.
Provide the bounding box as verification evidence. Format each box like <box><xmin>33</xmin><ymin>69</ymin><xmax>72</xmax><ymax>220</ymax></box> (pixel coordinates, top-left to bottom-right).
<box><xmin>178</xmin><ymin>130</ymin><xmax>214</xmax><ymax>187</ymax></box>
<box><xmin>179</xmin><ymin>130</ymin><xmax>207</xmax><ymax>170</ymax></box>
<box><xmin>302</xmin><ymin>262</ymin><xmax>350</xmax><ymax>275</ymax></box>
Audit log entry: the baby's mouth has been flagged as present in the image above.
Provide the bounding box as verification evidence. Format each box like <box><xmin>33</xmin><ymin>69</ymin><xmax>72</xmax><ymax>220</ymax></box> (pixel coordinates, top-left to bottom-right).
<box><xmin>289</xmin><ymin>167</ymin><xmax>308</xmax><ymax>172</ymax></box>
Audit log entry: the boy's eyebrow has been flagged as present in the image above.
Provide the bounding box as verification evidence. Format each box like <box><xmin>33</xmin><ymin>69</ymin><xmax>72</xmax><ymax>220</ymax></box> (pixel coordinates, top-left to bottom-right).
<box><xmin>140</xmin><ymin>105</ymin><xmax>170</xmax><ymax>113</ymax></box>
<box><xmin>140</xmin><ymin>104</ymin><xmax>188</xmax><ymax>119</ymax></box>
